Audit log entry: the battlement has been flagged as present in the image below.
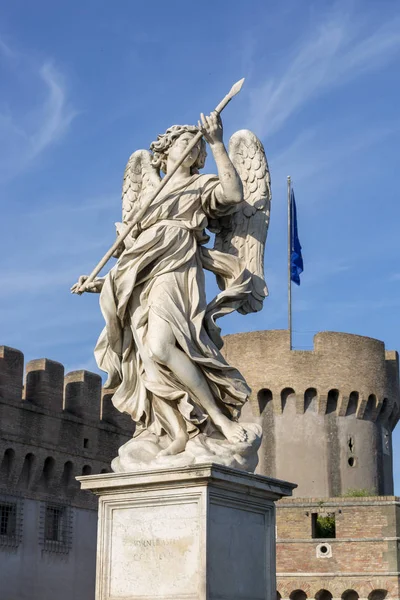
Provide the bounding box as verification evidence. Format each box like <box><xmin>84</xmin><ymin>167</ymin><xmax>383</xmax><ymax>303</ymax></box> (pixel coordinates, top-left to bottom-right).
<box><xmin>223</xmin><ymin>330</ymin><xmax>400</xmax><ymax>498</ymax></box>
<box><xmin>0</xmin><ymin>345</ymin><xmax>134</xmax><ymax>510</ymax></box>
<box><xmin>223</xmin><ymin>330</ymin><xmax>400</xmax><ymax>429</ymax></box>
<box><xmin>0</xmin><ymin>346</ymin><xmax>132</xmax><ymax>431</ymax></box>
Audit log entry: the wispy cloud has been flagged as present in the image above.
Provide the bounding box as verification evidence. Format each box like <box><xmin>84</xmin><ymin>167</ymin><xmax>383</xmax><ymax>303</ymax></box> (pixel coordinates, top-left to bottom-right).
<box><xmin>0</xmin><ymin>35</ymin><xmax>15</xmax><ymax>59</ymax></box>
<box><xmin>0</xmin><ymin>42</ymin><xmax>77</xmax><ymax>181</ymax></box>
<box><xmin>30</xmin><ymin>62</ymin><xmax>76</xmax><ymax>158</ymax></box>
<box><xmin>270</xmin><ymin>120</ymin><xmax>400</xmax><ymax>191</ymax></box>
<box><xmin>246</xmin><ymin>7</ymin><xmax>400</xmax><ymax>137</ymax></box>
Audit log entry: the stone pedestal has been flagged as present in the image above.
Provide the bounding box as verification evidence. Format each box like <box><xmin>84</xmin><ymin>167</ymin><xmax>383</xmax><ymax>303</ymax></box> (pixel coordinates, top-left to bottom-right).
<box><xmin>78</xmin><ymin>463</ymin><xmax>295</xmax><ymax>600</ymax></box>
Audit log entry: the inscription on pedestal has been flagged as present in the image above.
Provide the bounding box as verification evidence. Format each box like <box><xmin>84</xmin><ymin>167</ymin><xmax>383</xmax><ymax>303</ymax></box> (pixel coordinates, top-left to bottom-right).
<box><xmin>107</xmin><ymin>497</ymin><xmax>201</xmax><ymax>598</ymax></box>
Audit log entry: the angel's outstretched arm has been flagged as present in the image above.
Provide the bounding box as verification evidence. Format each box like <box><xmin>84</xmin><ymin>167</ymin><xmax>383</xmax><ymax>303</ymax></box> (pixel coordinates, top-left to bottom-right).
<box><xmin>199</xmin><ymin>112</ymin><xmax>243</xmax><ymax>205</ymax></box>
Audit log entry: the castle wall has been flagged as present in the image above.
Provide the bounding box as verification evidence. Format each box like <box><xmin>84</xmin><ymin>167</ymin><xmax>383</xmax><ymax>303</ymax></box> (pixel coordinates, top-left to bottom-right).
<box><xmin>0</xmin><ymin>345</ymin><xmax>134</xmax><ymax>600</ymax></box>
<box><xmin>276</xmin><ymin>496</ymin><xmax>400</xmax><ymax>599</ymax></box>
<box><xmin>223</xmin><ymin>330</ymin><xmax>400</xmax><ymax>497</ymax></box>
<box><xmin>1</xmin><ymin>499</ymin><xmax>97</xmax><ymax>600</ymax></box>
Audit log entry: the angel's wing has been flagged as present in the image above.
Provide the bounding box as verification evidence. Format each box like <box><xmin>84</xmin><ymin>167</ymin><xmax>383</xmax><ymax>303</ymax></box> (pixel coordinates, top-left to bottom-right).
<box><xmin>213</xmin><ymin>129</ymin><xmax>271</xmax><ymax>314</ymax></box>
<box><xmin>113</xmin><ymin>150</ymin><xmax>161</xmax><ymax>257</ymax></box>
<box><xmin>122</xmin><ymin>149</ymin><xmax>161</xmax><ymax>224</ymax></box>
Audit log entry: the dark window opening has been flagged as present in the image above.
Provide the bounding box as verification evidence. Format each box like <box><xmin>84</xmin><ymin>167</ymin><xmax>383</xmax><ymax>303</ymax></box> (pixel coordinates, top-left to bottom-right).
<box><xmin>346</xmin><ymin>392</ymin><xmax>358</xmax><ymax>416</ymax></box>
<box><xmin>304</xmin><ymin>388</ymin><xmax>318</xmax><ymax>412</ymax></box>
<box><xmin>82</xmin><ymin>465</ymin><xmax>92</xmax><ymax>476</ymax></box>
<box><xmin>342</xmin><ymin>591</ymin><xmax>359</xmax><ymax>600</ymax></box>
<box><xmin>45</xmin><ymin>505</ymin><xmax>65</xmax><ymax>542</ymax></box>
<box><xmin>61</xmin><ymin>461</ymin><xmax>74</xmax><ymax>487</ymax></box>
<box><xmin>0</xmin><ymin>502</ymin><xmax>16</xmax><ymax>537</ymax></box>
<box><xmin>368</xmin><ymin>591</ymin><xmax>387</xmax><ymax>600</ymax></box>
<box><xmin>257</xmin><ymin>389</ymin><xmax>272</xmax><ymax>414</ymax></box>
<box><xmin>281</xmin><ymin>387</ymin><xmax>295</xmax><ymax>411</ymax></box>
<box><xmin>18</xmin><ymin>453</ymin><xmax>35</xmax><ymax>489</ymax></box>
<box><xmin>0</xmin><ymin>449</ymin><xmax>15</xmax><ymax>481</ymax></box>
<box><xmin>326</xmin><ymin>389</ymin><xmax>339</xmax><ymax>414</ymax></box>
<box><xmin>315</xmin><ymin>591</ymin><xmax>333</xmax><ymax>600</ymax></box>
<box><xmin>364</xmin><ymin>394</ymin><xmax>376</xmax><ymax>420</ymax></box>
<box><xmin>83</xmin><ymin>438</ymin><xmax>89</xmax><ymax>449</ymax></box>
<box><xmin>348</xmin><ymin>457</ymin><xmax>356</xmax><ymax>467</ymax></box>
<box><xmin>42</xmin><ymin>457</ymin><xmax>55</xmax><ymax>485</ymax></box>
<box><xmin>290</xmin><ymin>591</ymin><xmax>307</xmax><ymax>600</ymax></box>
<box><xmin>348</xmin><ymin>436</ymin><xmax>355</xmax><ymax>453</ymax></box>
<box><xmin>312</xmin><ymin>513</ymin><xmax>336</xmax><ymax>538</ymax></box>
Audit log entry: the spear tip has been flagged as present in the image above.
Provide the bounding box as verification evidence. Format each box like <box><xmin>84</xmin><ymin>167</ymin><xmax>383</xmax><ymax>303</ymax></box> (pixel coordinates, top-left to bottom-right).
<box><xmin>229</xmin><ymin>77</ymin><xmax>245</xmax><ymax>98</ymax></box>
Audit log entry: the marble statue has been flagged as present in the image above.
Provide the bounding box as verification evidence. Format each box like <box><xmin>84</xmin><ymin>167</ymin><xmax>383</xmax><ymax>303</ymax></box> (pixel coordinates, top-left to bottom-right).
<box><xmin>71</xmin><ymin>104</ymin><xmax>271</xmax><ymax>472</ymax></box>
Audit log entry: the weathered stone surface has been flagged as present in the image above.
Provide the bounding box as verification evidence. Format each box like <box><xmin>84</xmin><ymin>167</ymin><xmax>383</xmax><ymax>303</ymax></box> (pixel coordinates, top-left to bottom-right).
<box><xmin>223</xmin><ymin>330</ymin><xmax>400</xmax><ymax>497</ymax></box>
<box><xmin>79</xmin><ymin>463</ymin><xmax>296</xmax><ymax>600</ymax></box>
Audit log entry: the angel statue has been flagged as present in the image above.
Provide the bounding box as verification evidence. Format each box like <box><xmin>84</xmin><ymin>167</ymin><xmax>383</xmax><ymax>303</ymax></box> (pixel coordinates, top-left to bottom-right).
<box><xmin>72</xmin><ymin>107</ymin><xmax>271</xmax><ymax>472</ymax></box>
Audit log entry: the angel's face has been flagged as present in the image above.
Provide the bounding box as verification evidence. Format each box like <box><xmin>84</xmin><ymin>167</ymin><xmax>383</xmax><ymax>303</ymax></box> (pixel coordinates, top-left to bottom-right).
<box><xmin>168</xmin><ymin>132</ymin><xmax>201</xmax><ymax>167</ymax></box>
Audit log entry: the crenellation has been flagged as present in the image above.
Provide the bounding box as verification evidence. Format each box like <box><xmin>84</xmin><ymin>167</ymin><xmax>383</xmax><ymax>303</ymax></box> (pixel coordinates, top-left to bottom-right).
<box><xmin>25</xmin><ymin>358</ymin><xmax>64</xmax><ymax>411</ymax></box>
<box><xmin>0</xmin><ymin>346</ymin><xmax>24</xmax><ymax>401</ymax></box>
<box><xmin>223</xmin><ymin>329</ymin><xmax>400</xmax><ymax>497</ymax></box>
<box><xmin>0</xmin><ymin>345</ymin><xmax>134</xmax><ymax>511</ymax></box>
<box><xmin>63</xmin><ymin>370</ymin><xmax>102</xmax><ymax>420</ymax></box>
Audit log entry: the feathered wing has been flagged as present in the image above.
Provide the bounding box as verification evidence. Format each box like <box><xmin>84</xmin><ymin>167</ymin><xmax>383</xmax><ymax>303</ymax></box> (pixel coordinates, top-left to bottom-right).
<box><xmin>213</xmin><ymin>129</ymin><xmax>271</xmax><ymax>314</ymax></box>
<box><xmin>122</xmin><ymin>149</ymin><xmax>161</xmax><ymax>224</ymax></box>
<box><xmin>114</xmin><ymin>150</ymin><xmax>161</xmax><ymax>255</ymax></box>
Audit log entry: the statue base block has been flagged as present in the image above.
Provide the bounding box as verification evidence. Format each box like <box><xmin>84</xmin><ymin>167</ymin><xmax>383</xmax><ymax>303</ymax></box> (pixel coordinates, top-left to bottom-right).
<box><xmin>78</xmin><ymin>464</ymin><xmax>295</xmax><ymax>600</ymax></box>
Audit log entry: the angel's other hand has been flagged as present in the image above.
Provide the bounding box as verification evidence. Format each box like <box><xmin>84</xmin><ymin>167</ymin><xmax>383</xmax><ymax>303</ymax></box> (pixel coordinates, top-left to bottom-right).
<box><xmin>198</xmin><ymin>111</ymin><xmax>223</xmax><ymax>145</ymax></box>
<box><xmin>70</xmin><ymin>275</ymin><xmax>103</xmax><ymax>294</ymax></box>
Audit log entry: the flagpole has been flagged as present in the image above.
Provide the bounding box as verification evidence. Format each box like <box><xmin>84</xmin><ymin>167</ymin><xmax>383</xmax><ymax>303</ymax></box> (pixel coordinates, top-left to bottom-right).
<box><xmin>287</xmin><ymin>175</ymin><xmax>292</xmax><ymax>351</ymax></box>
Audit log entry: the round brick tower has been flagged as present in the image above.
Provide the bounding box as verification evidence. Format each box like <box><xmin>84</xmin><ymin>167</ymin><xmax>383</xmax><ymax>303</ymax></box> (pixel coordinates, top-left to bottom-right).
<box><xmin>223</xmin><ymin>330</ymin><xmax>400</xmax><ymax>497</ymax></box>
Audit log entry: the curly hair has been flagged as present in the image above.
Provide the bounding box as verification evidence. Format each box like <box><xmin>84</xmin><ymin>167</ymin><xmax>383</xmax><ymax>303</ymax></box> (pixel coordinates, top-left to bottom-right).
<box><xmin>150</xmin><ymin>125</ymin><xmax>207</xmax><ymax>175</ymax></box>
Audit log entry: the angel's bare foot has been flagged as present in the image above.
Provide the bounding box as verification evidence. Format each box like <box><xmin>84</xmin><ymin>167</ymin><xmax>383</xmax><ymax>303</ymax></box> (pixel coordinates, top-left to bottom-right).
<box><xmin>213</xmin><ymin>415</ymin><xmax>248</xmax><ymax>443</ymax></box>
<box><xmin>157</xmin><ymin>433</ymin><xmax>188</xmax><ymax>457</ymax></box>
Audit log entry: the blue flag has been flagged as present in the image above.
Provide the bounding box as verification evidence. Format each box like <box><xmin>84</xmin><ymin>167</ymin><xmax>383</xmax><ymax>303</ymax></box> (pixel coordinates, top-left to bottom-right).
<box><xmin>290</xmin><ymin>188</ymin><xmax>303</xmax><ymax>285</ymax></box>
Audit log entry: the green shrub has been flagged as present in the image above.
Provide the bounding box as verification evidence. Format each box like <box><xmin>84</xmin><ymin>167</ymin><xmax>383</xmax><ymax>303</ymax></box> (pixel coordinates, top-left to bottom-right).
<box><xmin>343</xmin><ymin>488</ymin><xmax>373</xmax><ymax>497</ymax></box>
<box><xmin>315</xmin><ymin>514</ymin><xmax>336</xmax><ymax>538</ymax></box>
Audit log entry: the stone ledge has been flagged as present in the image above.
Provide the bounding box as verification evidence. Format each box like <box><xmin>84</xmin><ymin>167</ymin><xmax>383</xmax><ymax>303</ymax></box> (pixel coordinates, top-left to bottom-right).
<box><xmin>78</xmin><ymin>462</ymin><xmax>297</xmax><ymax>500</ymax></box>
<box><xmin>277</xmin><ymin>496</ymin><xmax>400</xmax><ymax>507</ymax></box>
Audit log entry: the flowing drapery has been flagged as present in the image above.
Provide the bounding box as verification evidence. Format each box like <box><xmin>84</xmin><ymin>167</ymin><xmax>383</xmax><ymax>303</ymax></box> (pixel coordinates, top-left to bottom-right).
<box><xmin>95</xmin><ymin>174</ymin><xmax>252</xmax><ymax>439</ymax></box>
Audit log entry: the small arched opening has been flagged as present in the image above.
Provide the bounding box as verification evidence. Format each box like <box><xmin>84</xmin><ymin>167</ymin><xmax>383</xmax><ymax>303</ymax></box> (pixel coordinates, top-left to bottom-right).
<box><xmin>379</xmin><ymin>398</ymin><xmax>389</xmax><ymax>421</ymax></box>
<box><xmin>304</xmin><ymin>388</ymin><xmax>318</xmax><ymax>412</ymax></box>
<box><xmin>61</xmin><ymin>461</ymin><xmax>74</xmax><ymax>487</ymax></box>
<box><xmin>342</xmin><ymin>591</ymin><xmax>359</xmax><ymax>600</ymax></box>
<box><xmin>326</xmin><ymin>389</ymin><xmax>339</xmax><ymax>414</ymax></box>
<box><xmin>281</xmin><ymin>387</ymin><xmax>295</xmax><ymax>412</ymax></box>
<box><xmin>368</xmin><ymin>591</ymin><xmax>388</xmax><ymax>600</ymax></box>
<box><xmin>346</xmin><ymin>391</ymin><xmax>359</xmax><ymax>416</ymax></box>
<box><xmin>82</xmin><ymin>465</ymin><xmax>92</xmax><ymax>476</ymax></box>
<box><xmin>364</xmin><ymin>394</ymin><xmax>376</xmax><ymax>420</ymax></box>
<box><xmin>100</xmin><ymin>468</ymin><xmax>109</xmax><ymax>474</ymax></box>
<box><xmin>257</xmin><ymin>388</ymin><xmax>272</xmax><ymax>415</ymax></box>
<box><xmin>41</xmin><ymin>457</ymin><xmax>55</xmax><ymax>487</ymax></box>
<box><xmin>290</xmin><ymin>590</ymin><xmax>307</xmax><ymax>600</ymax></box>
<box><xmin>17</xmin><ymin>453</ymin><xmax>36</xmax><ymax>489</ymax></box>
<box><xmin>315</xmin><ymin>591</ymin><xmax>333</xmax><ymax>600</ymax></box>
<box><xmin>0</xmin><ymin>448</ymin><xmax>15</xmax><ymax>481</ymax></box>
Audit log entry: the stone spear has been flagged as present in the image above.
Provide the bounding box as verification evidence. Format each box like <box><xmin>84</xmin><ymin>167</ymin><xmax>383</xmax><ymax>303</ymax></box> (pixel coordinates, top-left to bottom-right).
<box><xmin>77</xmin><ymin>78</ymin><xmax>245</xmax><ymax>293</ymax></box>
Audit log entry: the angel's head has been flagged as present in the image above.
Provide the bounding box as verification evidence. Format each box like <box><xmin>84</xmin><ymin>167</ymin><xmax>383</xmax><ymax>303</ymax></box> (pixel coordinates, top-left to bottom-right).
<box><xmin>150</xmin><ymin>125</ymin><xmax>207</xmax><ymax>175</ymax></box>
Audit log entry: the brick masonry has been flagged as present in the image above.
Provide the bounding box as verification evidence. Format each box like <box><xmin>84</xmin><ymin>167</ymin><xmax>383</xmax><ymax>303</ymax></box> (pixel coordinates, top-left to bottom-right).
<box><xmin>222</xmin><ymin>330</ymin><xmax>400</xmax><ymax>600</ymax></box>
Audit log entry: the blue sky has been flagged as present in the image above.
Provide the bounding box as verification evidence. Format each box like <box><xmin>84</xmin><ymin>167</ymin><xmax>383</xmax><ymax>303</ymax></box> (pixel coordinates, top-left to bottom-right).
<box><xmin>1</xmin><ymin>0</ymin><xmax>400</xmax><ymax>490</ymax></box>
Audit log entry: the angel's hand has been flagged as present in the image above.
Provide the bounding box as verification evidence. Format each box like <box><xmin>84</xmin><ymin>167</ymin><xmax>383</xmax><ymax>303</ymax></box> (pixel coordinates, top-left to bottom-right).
<box><xmin>198</xmin><ymin>111</ymin><xmax>223</xmax><ymax>146</ymax></box>
<box><xmin>70</xmin><ymin>275</ymin><xmax>103</xmax><ymax>295</ymax></box>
